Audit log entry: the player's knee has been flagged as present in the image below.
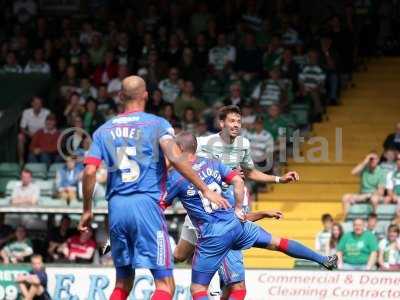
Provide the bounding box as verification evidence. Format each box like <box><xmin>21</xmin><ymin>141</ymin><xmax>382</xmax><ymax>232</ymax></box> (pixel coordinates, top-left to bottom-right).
<box><xmin>230</xmin><ymin>281</ymin><xmax>246</xmax><ymax>291</ymax></box>
<box><xmin>154</xmin><ymin>276</ymin><xmax>175</xmax><ymax>295</ymax></box>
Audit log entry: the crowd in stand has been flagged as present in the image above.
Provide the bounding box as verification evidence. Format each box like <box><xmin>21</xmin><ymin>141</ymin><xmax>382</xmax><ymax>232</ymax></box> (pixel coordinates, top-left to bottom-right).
<box><xmin>0</xmin><ymin>0</ymin><xmax>399</xmax><ymax>265</ymax></box>
<box><xmin>315</xmin><ymin>123</ymin><xmax>400</xmax><ymax>271</ymax></box>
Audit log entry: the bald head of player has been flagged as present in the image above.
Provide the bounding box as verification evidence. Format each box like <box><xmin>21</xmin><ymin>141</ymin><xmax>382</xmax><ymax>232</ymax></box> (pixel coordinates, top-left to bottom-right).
<box><xmin>120</xmin><ymin>75</ymin><xmax>148</xmax><ymax>111</ymax></box>
<box><xmin>176</xmin><ymin>132</ymin><xmax>197</xmax><ymax>155</ymax></box>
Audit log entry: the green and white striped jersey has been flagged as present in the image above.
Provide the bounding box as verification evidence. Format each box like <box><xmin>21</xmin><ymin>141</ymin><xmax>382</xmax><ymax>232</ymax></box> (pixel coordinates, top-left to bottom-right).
<box><xmin>196</xmin><ymin>133</ymin><xmax>254</xmax><ymax>169</ymax></box>
<box><xmin>24</xmin><ymin>61</ymin><xmax>51</xmax><ymax>74</ymax></box>
<box><xmin>251</xmin><ymin>79</ymin><xmax>284</xmax><ymax>107</ymax></box>
<box><xmin>299</xmin><ymin>65</ymin><xmax>326</xmax><ymax>89</ymax></box>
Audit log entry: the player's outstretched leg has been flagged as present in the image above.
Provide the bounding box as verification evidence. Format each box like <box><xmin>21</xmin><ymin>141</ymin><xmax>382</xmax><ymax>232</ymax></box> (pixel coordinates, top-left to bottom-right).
<box><xmin>255</xmin><ymin>228</ymin><xmax>338</xmax><ymax>270</ymax></box>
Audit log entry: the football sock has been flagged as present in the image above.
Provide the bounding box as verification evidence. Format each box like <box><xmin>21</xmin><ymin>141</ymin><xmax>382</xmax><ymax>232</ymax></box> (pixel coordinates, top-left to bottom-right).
<box><xmin>110</xmin><ymin>288</ymin><xmax>129</xmax><ymax>300</ymax></box>
<box><xmin>151</xmin><ymin>289</ymin><xmax>172</xmax><ymax>300</ymax></box>
<box><xmin>278</xmin><ymin>238</ymin><xmax>326</xmax><ymax>265</ymax></box>
<box><xmin>228</xmin><ymin>289</ymin><xmax>246</xmax><ymax>300</ymax></box>
<box><xmin>192</xmin><ymin>290</ymin><xmax>209</xmax><ymax>300</ymax></box>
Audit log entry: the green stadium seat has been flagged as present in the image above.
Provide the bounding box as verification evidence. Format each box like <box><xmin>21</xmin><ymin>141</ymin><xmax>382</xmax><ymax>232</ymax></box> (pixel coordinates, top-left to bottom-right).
<box><xmin>48</xmin><ymin>163</ymin><xmax>64</xmax><ymax>179</ymax></box>
<box><xmin>376</xmin><ymin>204</ymin><xmax>397</xmax><ymax>220</ymax></box>
<box><xmin>24</xmin><ymin>163</ymin><xmax>47</xmax><ymax>179</ymax></box>
<box><xmin>5</xmin><ymin>180</ymin><xmax>19</xmax><ymax>196</ymax></box>
<box><xmin>0</xmin><ymin>197</ymin><xmax>10</xmax><ymax>206</ymax></box>
<box><xmin>0</xmin><ymin>163</ymin><xmax>20</xmax><ymax>178</ymax></box>
<box><xmin>294</xmin><ymin>259</ymin><xmax>320</xmax><ymax>269</ymax></box>
<box><xmin>39</xmin><ymin>197</ymin><xmax>65</xmax><ymax>207</ymax></box>
<box><xmin>346</xmin><ymin>204</ymin><xmax>372</xmax><ymax>221</ymax></box>
<box><xmin>376</xmin><ymin>221</ymin><xmax>391</xmax><ymax>240</ymax></box>
<box><xmin>35</xmin><ymin>180</ymin><xmax>55</xmax><ymax>197</ymax></box>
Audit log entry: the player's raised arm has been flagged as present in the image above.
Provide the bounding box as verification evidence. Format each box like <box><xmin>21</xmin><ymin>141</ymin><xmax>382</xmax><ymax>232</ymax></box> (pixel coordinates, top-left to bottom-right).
<box><xmin>160</xmin><ymin>136</ymin><xmax>230</xmax><ymax>209</ymax></box>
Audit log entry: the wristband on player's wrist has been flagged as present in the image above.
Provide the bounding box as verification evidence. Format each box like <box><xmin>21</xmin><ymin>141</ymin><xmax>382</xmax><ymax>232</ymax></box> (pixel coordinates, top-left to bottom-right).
<box><xmin>275</xmin><ymin>176</ymin><xmax>281</xmax><ymax>183</ymax></box>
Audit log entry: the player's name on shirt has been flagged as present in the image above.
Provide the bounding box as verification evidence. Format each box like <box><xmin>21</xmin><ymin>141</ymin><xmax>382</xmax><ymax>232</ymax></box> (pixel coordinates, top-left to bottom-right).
<box><xmin>193</xmin><ymin>160</ymin><xmax>223</xmax><ymax>183</ymax></box>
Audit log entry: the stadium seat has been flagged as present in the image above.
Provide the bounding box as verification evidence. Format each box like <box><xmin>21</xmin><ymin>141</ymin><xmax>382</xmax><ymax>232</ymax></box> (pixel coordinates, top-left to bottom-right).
<box><xmin>346</xmin><ymin>204</ymin><xmax>372</xmax><ymax>221</ymax></box>
<box><xmin>376</xmin><ymin>204</ymin><xmax>397</xmax><ymax>220</ymax></box>
<box><xmin>48</xmin><ymin>163</ymin><xmax>64</xmax><ymax>179</ymax></box>
<box><xmin>376</xmin><ymin>221</ymin><xmax>391</xmax><ymax>240</ymax></box>
<box><xmin>70</xmin><ymin>201</ymin><xmax>83</xmax><ymax>208</ymax></box>
<box><xmin>0</xmin><ymin>197</ymin><xmax>9</xmax><ymax>206</ymax></box>
<box><xmin>0</xmin><ymin>163</ymin><xmax>20</xmax><ymax>178</ymax></box>
<box><xmin>24</xmin><ymin>163</ymin><xmax>47</xmax><ymax>179</ymax></box>
<box><xmin>0</xmin><ymin>163</ymin><xmax>21</xmax><ymax>195</ymax></box>
<box><xmin>5</xmin><ymin>180</ymin><xmax>19</xmax><ymax>197</ymax></box>
<box><xmin>294</xmin><ymin>259</ymin><xmax>320</xmax><ymax>270</ymax></box>
<box><xmin>35</xmin><ymin>180</ymin><xmax>55</xmax><ymax>197</ymax></box>
<box><xmin>39</xmin><ymin>197</ymin><xmax>65</xmax><ymax>207</ymax></box>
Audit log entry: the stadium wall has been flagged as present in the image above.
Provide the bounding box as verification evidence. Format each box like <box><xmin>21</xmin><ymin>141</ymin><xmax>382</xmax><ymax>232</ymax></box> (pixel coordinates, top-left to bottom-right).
<box><xmin>2</xmin><ymin>265</ymin><xmax>400</xmax><ymax>300</ymax></box>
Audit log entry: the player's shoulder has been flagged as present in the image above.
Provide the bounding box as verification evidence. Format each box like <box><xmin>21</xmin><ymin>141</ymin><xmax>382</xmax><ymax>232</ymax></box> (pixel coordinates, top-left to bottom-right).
<box><xmin>197</xmin><ymin>133</ymin><xmax>221</xmax><ymax>145</ymax></box>
<box><xmin>234</xmin><ymin>135</ymin><xmax>251</xmax><ymax>148</ymax></box>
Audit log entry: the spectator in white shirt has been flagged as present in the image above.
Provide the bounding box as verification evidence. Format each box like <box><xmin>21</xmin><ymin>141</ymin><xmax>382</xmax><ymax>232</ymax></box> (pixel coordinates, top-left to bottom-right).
<box><xmin>315</xmin><ymin>214</ymin><xmax>333</xmax><ymax>255</ymax></box>
<box><xmin>11</xmin><ymin>169</ymin><xmax>40</xmax><ymax>206</ymax></box>
<box><xmin>209</xmin><ymin>33</ymin><xmax>236</xmax><ymax>73</ymax></box>
<box><xmin>158</xmin><ymin>68</ymin><xmax>183</xmax><ymax>104</ymax></box>
<box><xmin>378</xmin><ymin>224</ymin><xmax>400</xmax><ymax>270</ymax></box>
<box><xmin>24</xmin><ymin>49</ymin><xmax>51</xmax><ymax>74</ymax></box>
<box><xmin>107</xmin><ymin>65</ymin><xmax>129</xmax><ymax>103</ymax></box>
<box><xmin>18</xmin><ymin>97</ymin><xmax>50</xmax><ymax>164</ymax></box>
<box><xmin>2</xmin><ymin>52</ymin><xmax>23</xmax><ymax>73</ymax></box>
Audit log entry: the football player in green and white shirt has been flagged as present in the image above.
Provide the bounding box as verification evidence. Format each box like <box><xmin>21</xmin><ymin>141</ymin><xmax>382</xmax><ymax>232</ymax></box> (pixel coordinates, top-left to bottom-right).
<box><xmin>173</xmin><ymin>105</ymin><xmax>299</xmax><ymax>299</ymax></box>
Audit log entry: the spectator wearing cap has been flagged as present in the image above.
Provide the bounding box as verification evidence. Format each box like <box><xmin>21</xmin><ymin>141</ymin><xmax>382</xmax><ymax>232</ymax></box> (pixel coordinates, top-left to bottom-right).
<box><xmin>208</xmin><ymin>33</ymin><xmax>236</xmax><ymax>74</ymax></box>
<box><xmin>2</xmin><ymin>52</ymin><xmax>23</xmax><ymax>73</ymax></box>
<box><xmin>24</xmin><ymin>48</ymin><xmax>50</xmax><ymax>74</ymax></box>
<box><xmin>11</xmin><ymin>169</ymin><xmax>40</xmax><ymax>206</ymax></box>
<box><xmin>56</xmin><ymin>157</ymin><xmax>83</xmax><ymax>205</ymax></box>
<box><xmin>337</xmin><ymin>218</ymin><xmax>378</xmax><ymax>270</ymax></box>
<box><xmin>158</xmin><ymin>67</ymin><xmax>183</xmax><ymax>104</ymax></box>
<box><xmin>28</xmin><ymin>114</ymin><xmax>61</xmax><ymax>165</ymax></box>
<box><xmin>383</xmin><ymin>122</ymin><xmax>400</xmax><ymax>152</ymax></box>
<box><xmin>385</xmin><ymin>152</ymin><xmax>400</xmax><ymax>205</ymax></box>
<box><xmin>378</xmin><ymin>225</ymin><xmax>400</xmax><ymax>270</ymax></box>
<box><xmin>18</xmin><ymin>96</ymin><xmax>50</xmax><ymax>164</ymax></box>
<box><xmin>16</xmin><ymin>254</ymin><xmax>50</xmax><ymax>300</ymax></box>
<box><xmin>83</xmin><ymin>98</ymin><xmax>104</xmax><ymax>135</ymax></box>
<box><xmin>223</xmin><ymin>83</ymin><xmax>246</xmax><ymax>107</ymax></box>
<box><xmin>342</xmin><ymin>152</ymin><xmax>386</xmax><ymax>216</ymax></box>
<box><xmin>174</xmin><ymin>81</ymin><xmax>206</xmax><ymax>119</ymax></box>
<box><xmin>0</xmin><ymin>226</ymin><xmax>33</xmax><ymax>264</ymax></box>
<box><xmin>59</xmin><ymin>227</ymin><xmax>96</xmax><ymax>263</ymax></box>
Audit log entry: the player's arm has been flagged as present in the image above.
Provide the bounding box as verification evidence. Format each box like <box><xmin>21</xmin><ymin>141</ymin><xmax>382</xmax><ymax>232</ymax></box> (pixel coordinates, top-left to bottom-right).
<box><xmin>245</xmin><ymin>168</ymin><xmax>299</xmax><ymax>184</ymax></box>
<box><xmin>246</xmin><ymin>210</ymin><xmax>283</xmax><ymax>222</ymax></box>
<box><xmin>79</xmin><ymin>131</ymin><xmax>103</xmax><ymax>232</ymax></box>
<box><xmin>160</xmin><ymin>138</ymin><xmax>230</xmax><ymax>209</ymax></box>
